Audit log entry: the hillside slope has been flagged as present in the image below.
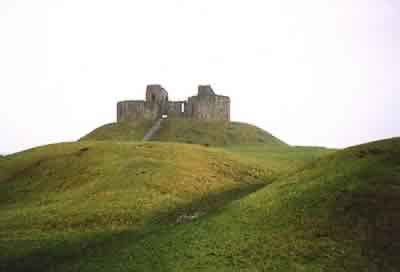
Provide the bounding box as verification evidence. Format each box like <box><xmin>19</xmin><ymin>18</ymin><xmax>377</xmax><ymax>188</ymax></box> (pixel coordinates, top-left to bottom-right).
<box><xmin>152</xmin><ymin>119</ymin><xmax>286</xmax><ymax>146</ymax></box>
<box><xmin>81</xmin><ymin>119</ymin><xmax>287</xmax><ymax>147</ymax></box>
<box><xmin>0</xmin><ymin>141</ymin><xmax>275</xmax><ymax>271</ymax></box>
<box><xmin>6</xmin><ymin>137</ymin><xmax>397</xmax><ymax>271</ymax></box>
<box><xmin>225</xmin><ymin>144</ymin><xmax>335</xmax><ymax>173</ymax></box>
<box><xmin>80</xmin><ymin>120</ymin><xmax>153</xmax><ymax>142</ymax></box>
<box><xmin>112</xmin><ymin>137</ymin><xmax>398</xmax><ymax>271</ymax></box>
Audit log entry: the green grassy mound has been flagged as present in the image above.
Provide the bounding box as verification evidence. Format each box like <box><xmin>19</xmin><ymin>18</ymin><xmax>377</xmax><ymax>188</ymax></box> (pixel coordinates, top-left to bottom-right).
<box><xmin>2</xmin><ymin>135</ymin><xmax>397</xmax><ymax>271</ymax></box>
<box><xmin>81</xmin><ymin>119</ymin><xmax>287</xmax><ymax>147</ymax></box>
<box><xmin>3</xmin><ymin>138</ymin><xmax>396</xmax><ymax>271</ymax></box>
<box><xmin>153</xmin><ymin>119</ymin><xmax>287</xmax><ymax>146</ymax></box>
<box><xmin>0</xmin><ymin>141</ymin><xmax>275</xmax><ymax>271</ymax></box>
<box><xmin>225</xmin><ymin>144</ymin><xmax>336</xmax><ymax>173</ymax></box>
<box><xmin>111</xmin><ymin>137</ymin><xmax>398</xmax><ymax>271</ymax></box>
<box><xmin>80</xmin><ymin>120</ymin><xmax>153</xmax><ymax>142</ymax></box>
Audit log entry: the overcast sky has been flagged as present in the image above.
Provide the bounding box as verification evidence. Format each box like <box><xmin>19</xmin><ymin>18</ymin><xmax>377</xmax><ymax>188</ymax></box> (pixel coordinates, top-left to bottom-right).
<box><xmin>1</xmin><ymin>0</ymin><xmax>399</xmax><ymax>154</ymax></box>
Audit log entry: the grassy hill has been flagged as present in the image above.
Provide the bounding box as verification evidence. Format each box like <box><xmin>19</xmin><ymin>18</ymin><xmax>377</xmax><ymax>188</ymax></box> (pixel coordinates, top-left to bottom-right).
<box><xmin>81</xmin><ymin>120</ymin><xmax>153</xmax><ymax>142</ymax></box>
<box><xmin>0</xmin><ymin>141</ymin><xmax>277</xmax><ymax>271</ymax></box>
<box><xmin>151</xmin><ymin>119</ymin><xmax>287</xmax><ymax>147</ymax></box>
<box><xmin>225</xmin><ymin>144</ymin><xmax>336</xmax><ymax>173</ymax></box>
<box><xmin>2</xmin><ymin>113</ymin><xmax>398</xmax><ymax>272</ymax></box>
<box><xmin>81</xmin><ymin>119</ymin><xmax>287</xmax><ymax>147</ymax></box>
<box><xmin>1</xmin><ymin>138</ymin><xmax>398</xmax><ymax>271</ymax></box>
<box><xmin>100</xmin><ymin>137</ymin><xmax>398</xmax><ymax>272</ymax></box>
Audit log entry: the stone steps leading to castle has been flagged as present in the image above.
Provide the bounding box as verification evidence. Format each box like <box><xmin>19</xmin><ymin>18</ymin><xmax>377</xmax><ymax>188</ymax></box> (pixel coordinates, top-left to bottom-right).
<box><xmin>143</xmin><ymin>118</ymin><xmax>163</xmax><ymax>141</ymax></box>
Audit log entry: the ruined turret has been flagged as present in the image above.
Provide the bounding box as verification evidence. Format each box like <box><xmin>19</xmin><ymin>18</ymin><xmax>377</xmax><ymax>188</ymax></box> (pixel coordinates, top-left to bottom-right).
<box><xmin>197</xmin><ymin>85</ymin><xmax>216</xmax><ymax>96</ymax></box>
<box><xmin>145</xmin><ymin>84</ymin><xmax>168</xmax><ymax>116</ymax></box>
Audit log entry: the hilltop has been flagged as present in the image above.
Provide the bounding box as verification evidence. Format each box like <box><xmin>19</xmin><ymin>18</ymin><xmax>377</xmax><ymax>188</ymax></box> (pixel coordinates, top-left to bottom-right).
<box><xmin>81</xmin><ymin>119</ymin><xmax>286</xmax><ymax>147</ymax></box>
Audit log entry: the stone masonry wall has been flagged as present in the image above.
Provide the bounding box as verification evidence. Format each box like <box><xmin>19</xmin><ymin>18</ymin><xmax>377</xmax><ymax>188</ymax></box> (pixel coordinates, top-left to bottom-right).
<box><xmin>117</xmin><ymin>101</ymin><xmax>145</xmax><ymax>122</ymax></box>
<box><xmin>145</xmin><ymin>85</ymin><xmax>168</xmax><ymax>116</ymax></box>
<box><xmin>117</xmin><ymin>101</ymin><xmax>160</xmax><ymax>122</ymax></box>
<box><xmin>198</xmin><ymin>85</ymin><xmax>215</xmax><ymax>96</ymax></box>
<box><xmin>187</xmin><ymin>95</ymin><xmax>230</xmax><ymax>121</ymax></box>
<box><xmin>117</xmin><ymin>85</ymin><xmax>230</xmax><ymax>122</ymax></box>
<box><xmin>143</xmin><ymin>101</ymin><xmax>160</xmax><ymax>120</ymax></box>
<box><xmin>167</xmin><ymin>101</ymin><xmax>185</xmax><ymax>118</ymax></box>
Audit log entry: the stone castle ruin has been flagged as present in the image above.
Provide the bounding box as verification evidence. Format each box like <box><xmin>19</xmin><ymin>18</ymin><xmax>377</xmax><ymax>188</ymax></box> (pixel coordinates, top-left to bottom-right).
<box><xmin>117</xmin><ymin>85</ymin><xmax>230</xmax><ymax>122</ymax></box>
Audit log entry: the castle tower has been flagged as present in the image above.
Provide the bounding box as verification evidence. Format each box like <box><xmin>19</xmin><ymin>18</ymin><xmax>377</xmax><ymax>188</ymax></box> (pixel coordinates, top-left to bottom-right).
<box><xmin>186</xmin><ymin>85</ymin><xmax>230</xmax><ymax>121</ymax></box>
<box><xmin>145</xmin><ymin>84</ymin><xmax>169</xmax><ymax>116</ymax></box>
<box><xmin>197</xmin><ymin>85</ymin><xmax>215</xmax><ymax>96</ymax></box>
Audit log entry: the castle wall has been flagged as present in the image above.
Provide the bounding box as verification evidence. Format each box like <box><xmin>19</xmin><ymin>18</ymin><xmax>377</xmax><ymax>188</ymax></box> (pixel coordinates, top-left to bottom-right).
<box><xmin>167</xmin><ymin>101</ymin><xmax>185</xmax><ymax>118</ymax></box>
<box><xmin>117</xmin><ymin>101</ymin><xmax>145</xmax><ymax>122</ymax></box>
<box><xmin>185</xmin><ymin>100</ymin><xmax>193</xmax><ymax>118</ymax></box>
<box><xmin>187</xmin><ymin>95</ymin><xmax>230</xmax><ymax>121</ymax></box>
<box><xmin>117</xmin><ymin>100</ymin><xmax>160</xmax><ymax>122</ymax></box>
<box><xmin>145</xmin><ymin>85</ymin><xmax>168</xmax><ymax>103</ymax></box>
<box><xmin>146</xmin><ymin>85</ymin><xmax>168</xmax><ymax>115</ymax></box>
<box><xmin>117</xmin><ymin>84</ymin><xmax>231</xmax><ymax>122</ymax></box>
<box><xmin>143</xmin><ymin>101</ymin><xmax>160</xmax><ymax>120</ymax></box>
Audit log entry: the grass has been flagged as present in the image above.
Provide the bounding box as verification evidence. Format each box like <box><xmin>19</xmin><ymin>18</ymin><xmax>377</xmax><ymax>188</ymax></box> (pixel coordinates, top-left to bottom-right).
<box><xmin>224</xmin><ymin>144</ymin><xmax>336</xmax><ymax>173</ymax></box>
<box><xmin>81</xmin><ymin>119</ymin><xmax>287</xmax><ymax>147</ymax></box>
<box><xmin>80</xmin><ymin>120</ymin><xmax>153</xmax><ymax>142</ymax></box>
<box><xmin>1</xmin><ymin>118</ymin><xmax>398</xmax><ymax>271</ymax></box>
<box><xmin>152</xmin><ymin>119</ymin><xmax>287</xmax><ymax>147</ymax></box>
<box><xmin>1</xmin><ymin>137</ymin><xmax>392</xmax><ymax>272</ymax></box>
<box><xmin>110</xmin><ymin>137</ymin><xmax>399</xmax><ymax>271</ymax></box>
<box><xmin>0</xmin><ymin>141</ymin><xmax>276</xmax><ymax>271</ymax></box>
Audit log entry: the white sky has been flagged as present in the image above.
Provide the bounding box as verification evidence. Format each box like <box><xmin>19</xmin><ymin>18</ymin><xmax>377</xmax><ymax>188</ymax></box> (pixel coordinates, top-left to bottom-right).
<box><xmin>1</xmin><ymin>0</ymin><xmax>399</xmax><ymax>154</ymax></box>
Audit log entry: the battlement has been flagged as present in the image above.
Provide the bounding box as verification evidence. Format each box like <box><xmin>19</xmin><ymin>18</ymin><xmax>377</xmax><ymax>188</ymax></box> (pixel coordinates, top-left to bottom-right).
<box><xmin>117</xmin><ymin>85</ymin><xmax>230</xmax><ymax>122</ymax></box>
